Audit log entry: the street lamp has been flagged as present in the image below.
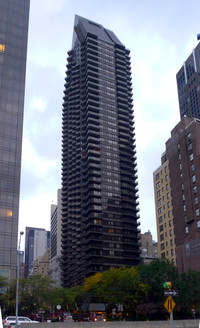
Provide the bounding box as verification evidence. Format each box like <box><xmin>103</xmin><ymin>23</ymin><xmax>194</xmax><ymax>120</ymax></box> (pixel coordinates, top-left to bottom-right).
<box><xmin>15</xmin><ymin>231</ymin><xmax>24</xmax><ymax>328</ymax></box>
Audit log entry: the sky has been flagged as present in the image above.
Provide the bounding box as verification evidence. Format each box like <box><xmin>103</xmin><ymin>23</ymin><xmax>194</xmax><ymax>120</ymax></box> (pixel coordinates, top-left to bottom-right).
<box><xmin>18</xmin><ymin>0</ymin><xmax>200</xmax><ymax>244</ymax></box>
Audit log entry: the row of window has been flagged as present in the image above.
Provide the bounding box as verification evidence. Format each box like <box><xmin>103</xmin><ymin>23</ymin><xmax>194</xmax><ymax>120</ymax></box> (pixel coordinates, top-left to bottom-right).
<box><xmin>159</xmin><ymin>225</ymin><xmax>173</xmax><ymax>236</ymax></box>
<box><xmin>155</xmin><ymin>166</ymin><xmax>168</xmax><ymax>181</ymax></box>
<box><xmin>157</xmin><ymin>197</ymin><xmax>170</xmax><ymax>206</ymax></box>
<box><xmin>160</xmin><ymin>243</ymin><xmax>174</xmax><ymax>254</ymax></box>
<box><xmin>158</xmin><ymin>206</ymin><xmax>171</xmax><ymax>217</ymax></box>
<box><xmin>185</xmin><ymin>220</ymin><xmax>200</xmax><ymax>233</ymax></box>
<box><xmin>156</xmin><ymin>175</ymin><xmax>168</xmax><ymax>189</ymax></box>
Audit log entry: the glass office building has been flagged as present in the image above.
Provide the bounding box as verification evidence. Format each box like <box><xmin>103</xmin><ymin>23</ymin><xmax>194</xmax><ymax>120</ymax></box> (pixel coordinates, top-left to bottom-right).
<box><xmin>0</xmin><ymin>0</ymin><xmax>30</xmax><ymax>280</ymax></box>
<box><xmin>176</xmin><ymin>42</ymin><xmax>200</xmax><ymax>119</ymax></box>
<box><xmin>61</xmin><ymin>15</ymin><xmax>141</xmax><ymax>287</ymax></box>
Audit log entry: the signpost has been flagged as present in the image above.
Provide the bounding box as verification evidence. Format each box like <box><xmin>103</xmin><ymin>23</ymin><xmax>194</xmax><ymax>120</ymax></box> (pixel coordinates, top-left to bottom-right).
<box><xmin>164</xmin><ymin>296</ymin><xmax>176</xmax><ymax>314</ymax></box>
<box><xmin>163</xmin><ymin>282</ymin><xmax>178</xmax><ymax>328</ymax></box>
<box><xmin>164</xmin><ymin>290</ymin><xmax>178</xmax><ymax>297</ymax></box>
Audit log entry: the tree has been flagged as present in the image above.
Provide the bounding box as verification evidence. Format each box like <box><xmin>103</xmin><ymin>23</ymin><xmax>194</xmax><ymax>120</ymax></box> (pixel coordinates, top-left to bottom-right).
<box><xmin>0</xmin><ymin>275</ymin><xmax>9</xmax><ymax>312</ymax></box>
<box><xmin>137</xmin><ymin>259</ymin><xmax>178</xmax><ymax>303</ymax></box>
<box><xmin>15</xmin><ymin>275</ymin><xmax>55</xmax><ymax>316</ymax></box>
<box><xmin>176</xmin><ymin>270</ymin><xmax>200</xmax><ymax>315</ymax></box>
<box><xmin>82</xmin><ymin>267</ymin><xmax>149</xmax><ymax>319</ymax></box>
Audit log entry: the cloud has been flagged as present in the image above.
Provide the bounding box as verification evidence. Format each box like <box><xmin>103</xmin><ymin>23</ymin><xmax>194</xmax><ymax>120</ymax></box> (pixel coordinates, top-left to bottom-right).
<box><xmin>18</xmin><ymin>0</ymin><xmax>200</xmax><ymax>243</ymax></box>
<box><xmin>22</xmin><ymin>138</ymin><xmax>58</xmax><ymax>178</ymax></box>
<box><xmin>30</xmin><ymin>97</ymin><xmax>48</xmax><ymax>112</ymax></box>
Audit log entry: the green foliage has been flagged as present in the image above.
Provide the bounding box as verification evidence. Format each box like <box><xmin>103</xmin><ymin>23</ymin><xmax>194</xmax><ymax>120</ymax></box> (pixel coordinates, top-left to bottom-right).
<box><xmin>82</xmin><ymin>266</ymin><xmax>149</xmax><ymax>316</ymax></box>
<box><xmin>176</xmin><ymin>270</ymin><xmax>200</xmax><ymax>310</ymax></box>
<box><xmin>0</xmin><ymin>275</ymin><xmax>8</xmax><ymax>308</ymax></box>
<box><xmin>19</xmin><ymin>275</ymin><xmax>55</xmax><ymax>315</ymax></box>
<box><xmin>4</xmin><ymin>259</ymin><xmax>200</xmax><ymax>320</ymax></box>
<box><xmin>137</xmin><ymin>258</ymin><xmax>178</xmax><ymax>303</ymax></box>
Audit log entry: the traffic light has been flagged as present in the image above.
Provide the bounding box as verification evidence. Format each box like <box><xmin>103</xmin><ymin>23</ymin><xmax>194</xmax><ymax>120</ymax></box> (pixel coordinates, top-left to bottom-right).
<box><xmin>163</xmin><ymin>281</ymin><xmax>172</xmax><ymax>290</ymax></box>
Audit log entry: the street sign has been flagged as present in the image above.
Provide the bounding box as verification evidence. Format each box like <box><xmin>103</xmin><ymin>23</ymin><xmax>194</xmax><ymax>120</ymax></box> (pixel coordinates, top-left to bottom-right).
<box><xmin>164</xmin><ymin>290</ymin><xmax>178</xmax><ymax>297</ymax></box>
<box><xmin>164</xmin><ymin>296</ymin><xmax>176</xmax><ymax>314</ymax></box>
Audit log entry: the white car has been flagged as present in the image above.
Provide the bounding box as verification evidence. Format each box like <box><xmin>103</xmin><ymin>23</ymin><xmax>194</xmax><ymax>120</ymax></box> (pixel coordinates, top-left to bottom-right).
<box><xmin>4</xmin><ymin>316</ymin><xmax>39</xmax><ymax>326</ymax></box>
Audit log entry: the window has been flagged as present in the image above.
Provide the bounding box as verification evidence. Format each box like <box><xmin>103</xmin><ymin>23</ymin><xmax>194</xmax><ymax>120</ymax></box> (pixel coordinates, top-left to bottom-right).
<box><xmin>168</xmin><ymin>210</ymin><xmax>171</xmax><ymax>218</ymax></box>
<box><xmin>181</xmin><ymin>183</ymin><xmax>184</xmax><ymax>191</ymax></box>
<box><xmin>169</xmin><ymin>220</ymin><xmax>172</xmax><ymax>227</ymax></box>
<box><xmin>195</xmin><ymin>197</ymin><xmax>199</xmax><ymax>205</ymax></box>
<box><xmin>184</xmin><ymin>215</ymin><xmax>187</xmax><ymax>222</ymax></box>
<box><xmin>193</xmin><ymin>185</ymin><xmax>197</xmax><ymax>194</ymax></box>
<box><xmin>179</xmin><ymin>163</ymin><xmax>182</xmax><ymax>170</ymax></box>
<box><xmin>161</xmin><ymin>243</ymin><xmax>165</xmax><ymax>250</ymax></box>
<box><xmin>160</xmin><ymin>234</ymin><xmax>164</xmax><ymax>241</ymax></box>
<box><xmin>165</xmin><ymin>175</ymin><xmax>168</xmax><ymax>181</ymax></box>
<box><xmin>156</xmin><ymin>173</ymin><xmax>160</xmax><ymax>180</ymax></box>
<box><xmin>157</xmin><ymin>190</ymin><xmax>161</xmax><ymax>197</ymax></box>
<box><xmin>94</xmin><ymin>219</ymin><xmax>102</xmax><ymax>224</ymax></box>
<box><xmin>191</xmin><ymin>163</ymin><xmax>195</xmax><ymax>172</ymax></box>
<box><xmin>159</xmin><ymin>225</ymin><xmax>164</xmax><ymax>232</ymax></box>
<box><xmin>158</xmin><ymin>207</ymin><xmax>162</xmax><ymax>214</ymax></box>
<box><xmin>178</xmin><ymin>153</ymin><xmax>181</xmax><ymax>159</ymax></box>
<box><xmin>190</xmin><ymin>153</ymin><xmax>194</xmax><ymax>161</ymax></box>
<box><xmin>182</xmin><ymin>194</ymin><xmax>185</xmax><ymax>201</ymax></box>
<box><xmin>159</xmin><ymin>216</ymin><xmax>163</xmax><ymax>223</ymax></box>
<box><xmin>188</xmin><ymin>143</ymin><xmax>192</xmax><ymax>150</ymax></box>
<box><xmin>167</xmin><ymin>192</ymin><xmax>170</xmax><ymax>199</ymax></box>
<box><xmin>170</xmin><ymin>239</ymin><xmax>173</xmax><ymax>246</ymax></box>
<box><xmin>166</xmin><ymin>184</ymin><xmax>169</xmax><ymax>190</ymax></box>
<box><xmin>196</xmin><ymin>208</ymin><xmax>200</xmax><ymax>216</ymax></box>
<box><xmin>197</xmin><ymin>220</ymin><xmax>200</xmax><ymax>228</ymax></box>
<box><xmin>167</xmin><ymin>201</ymin><xmax>170</xmax><ymax>208</ymax></box>
<box><xmin>171</xmin><ymin>249</ymin><xmax>174</xmax><ymax>256</ymax></box>
<box><xmin>157</xmin><ymin>198</ymin><xmax>162</xmax><ymax>206</ymax></box>
<box><xmin>156</xmin><ymin>181</ymin><xmax>160</xmax><ymax>189</ymax></box>
<box><xmin>187</xmin><ymin>132</ymin><xmax>191</xmax><ymax>139</ymax></box>
<box><xmin>183</xmin><ymin>204</ymin><xmax>186</xmax><ymax>212</ymax></box>
<box><xmin>192</xmin><ymin>175</ymin><xmax>196</xmax><ymax>183</ymax></box>
<box><xmin>161</xmin><ymin>252</ymin><xmax>165</xmax><ymax>259</ymax></box>
<box><xmin>165</xmin><ymin>166</ymin><xmax>167</xmax><ymax>172</ymax></box>
<box><xmin>186</xmin><ymin>227</ymin><xmax>189</xmax><ymax>234</ymax></box>
<box><xmin>169</xmin><ymin>229</ymin><xmax>173</xmax><ymax>236</ymax></box>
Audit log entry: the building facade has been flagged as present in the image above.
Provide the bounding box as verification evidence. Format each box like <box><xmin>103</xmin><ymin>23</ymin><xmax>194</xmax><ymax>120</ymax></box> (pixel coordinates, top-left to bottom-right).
<box><xmin>176</xmin><ymin>42</ymin><xmax>200</xmax><ymax>119</ymax></box>
<box><xmin>153</xmin><ymin>159</ymin><xmax>176</xmax><ymax>264</ymax></box>
<box><xmin>139</xmin><ymin>231</ymin><xmax>158</xmax><ymax>263</ymax></box>
<box><xmin>50</xmin><ymin>189</ymin><xmax>62</xmax><ymax>286</ymax></box>
<box><xmin>61</xmin><ymin>15</ymin><xmax>141</xmax><ymax>287</ymax></box>
<box><xmin>154</xmin><ymin>116</ymin><xmax>200</xmax><ymax>273</ymax></box>
<box><xmin>24</xmin><ymin>227</ymin><xmax>50</xmax><ymax>277</ymax></box>
<box><xmin>0</xmin><ymin>0</ymin><xmax>30</xmax><ymax>280</ymax></box>
<box><xmin>31</xmin><ymin>248</ymin><xmax>50</xmax><ymax>276</ymax></box>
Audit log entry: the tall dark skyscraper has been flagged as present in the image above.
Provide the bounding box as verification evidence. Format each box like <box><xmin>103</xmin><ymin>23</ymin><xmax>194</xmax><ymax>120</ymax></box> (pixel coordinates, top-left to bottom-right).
<box><xmin>176</xmin><ymin>42</ymin><xmax>200</xmax><ymax>119</ymax></box>
<box><xmin>0</xmin><ymin>0</ymin><xmax>30</xmax><ymax>280</ymax></box>
<box><xmin>61</xmin><ymin>15</ymin><xmax>141</xmax><ymax>287</ymax></box>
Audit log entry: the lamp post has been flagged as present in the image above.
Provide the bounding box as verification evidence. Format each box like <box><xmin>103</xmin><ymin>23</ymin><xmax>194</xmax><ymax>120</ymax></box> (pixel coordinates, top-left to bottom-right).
<box><xmin>15</xmin><ymin>231</ymin><xmax>24</xmax><ymax>328</ymax></box>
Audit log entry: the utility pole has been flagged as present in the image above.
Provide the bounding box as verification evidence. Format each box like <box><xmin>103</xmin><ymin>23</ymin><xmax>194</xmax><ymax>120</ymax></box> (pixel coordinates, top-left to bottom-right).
<box><xmin>15</xmin><ymin>231</ymin><xmax>24</xmax><ymax>328</ymax></box>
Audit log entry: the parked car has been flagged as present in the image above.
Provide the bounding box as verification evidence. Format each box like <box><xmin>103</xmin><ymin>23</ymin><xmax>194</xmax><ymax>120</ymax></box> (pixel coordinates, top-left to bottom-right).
<box><xmin>4</xmin><ymin>316</ymin><xmax>39</xmax><ymax>327</ymax></box>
